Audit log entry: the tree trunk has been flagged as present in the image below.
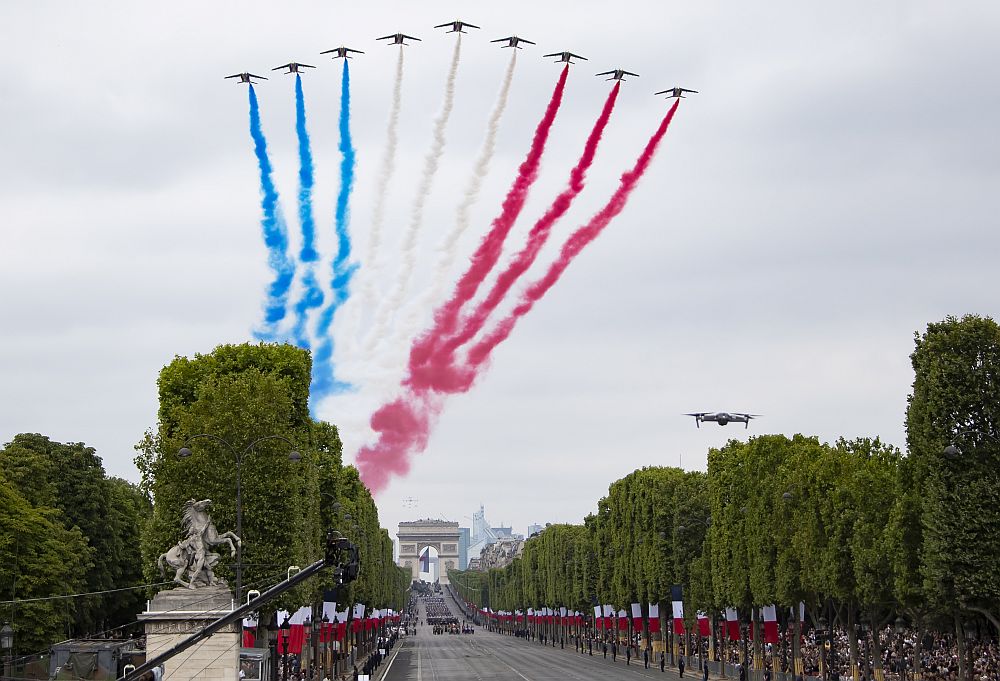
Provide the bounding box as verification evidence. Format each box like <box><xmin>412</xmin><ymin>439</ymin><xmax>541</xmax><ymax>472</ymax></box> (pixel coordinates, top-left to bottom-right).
<box><xmin>847</xmin><ymin>606</ymin><xmax>860</xmax><ymax>681</ymax></box>
<box><xmin>793</xmin><ymin>611</ymin><xmax>802</xmax><ymax>678</ymax></box>
<box><xmin>643</xmin><ymin>602</ymin><xmax>650</xmax><ymax>652</ymax></box>
<box><xmin>753</xmin><ymin>616</ymin><xmax>762</xmax><ymax>681</ymax></box>
<box><xmin>911</xmin><ymin>619</ymin><xmax>923</xmax><ymax>681</ymax></box>
<box><xmin>870</xmin><ymin>620</ymin><xmax>884</xmax><ymax>681</ymax></box>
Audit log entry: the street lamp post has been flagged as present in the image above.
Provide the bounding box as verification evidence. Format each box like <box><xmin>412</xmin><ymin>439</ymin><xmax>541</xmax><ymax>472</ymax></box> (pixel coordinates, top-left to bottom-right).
<box><xmin>178</xmin><ymin>433</ymin><xmax>299</xmax><ymax>605</ymax></box>
<box><xmin>1</xmin><ymin>622</ymin><xmax>13</xmax><ymax>681</ymax></box>
<box><xmin>280</xmin><ymin>616</ymin><xmax>290</xmax><ymax>681</ymax></box>
<box><xmin>267</xmin><ymin>614</ymin><xmax>278</xmax><ymax>681</ymax></box>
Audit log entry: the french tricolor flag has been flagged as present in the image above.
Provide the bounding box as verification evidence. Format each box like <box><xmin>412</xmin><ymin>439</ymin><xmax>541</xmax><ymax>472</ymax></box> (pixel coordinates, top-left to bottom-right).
<box><xmin>725</xmin><ymin>607</ymin><xmax>740</xmax><ymax>640</ymax></box>
<box><xmin>671</xmin><ymin>586</ymin><xmax>685</xmax><ymax>635</ymax></box>
<box><xmin>648</xmin><ymin>603</ymin><xmax>661</xmax><ymax>633</ymax></box>
<box><xmin>631</xmin><ymin>603</ymin><xmax>643</xmax><ymax>631</ymax></box>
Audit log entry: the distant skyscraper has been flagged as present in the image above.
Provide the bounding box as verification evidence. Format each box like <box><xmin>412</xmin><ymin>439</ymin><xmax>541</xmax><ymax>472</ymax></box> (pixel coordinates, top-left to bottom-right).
<box><xmin>527</xmin><ymin>524</ymin><xmax>543</xmax><ymax>537</ymax></box>
<box><xmin>458</xmin><ymin>527</ymin><xmax>470</xmax><ymax>570</ymax></box>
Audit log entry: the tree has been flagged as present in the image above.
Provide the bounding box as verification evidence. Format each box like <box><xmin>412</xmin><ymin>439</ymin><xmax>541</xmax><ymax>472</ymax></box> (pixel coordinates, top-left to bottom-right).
<box><xmin>135</xmin><ymin>342</ymin><xmax>407</xmax><ymax>620</ymax></box>
<box><xmin>0</xmin><ymin>434</ymin><xmax>147</xmax><ymax>637</ymax></box>
<box><xmin>0</xmin><ymin>471</ymin><xmax>88</xmax><ymax>653</ymax></box>
<box><xmin>136</xmin><ymin>344</ymin><xmax>332</xmax><ymax>611</ymax></box>
<box><xmin>905</xmin><ymin>315</ymin><xmax>1000</xmax><ymax>679</ymax></box>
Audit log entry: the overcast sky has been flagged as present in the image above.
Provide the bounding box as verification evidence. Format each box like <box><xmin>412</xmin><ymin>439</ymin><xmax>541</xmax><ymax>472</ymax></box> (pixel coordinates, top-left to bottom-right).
<box><xmin>2</xmin><ymin>1</ymin><xmax>998</xmax><ymax>546</ymax></box>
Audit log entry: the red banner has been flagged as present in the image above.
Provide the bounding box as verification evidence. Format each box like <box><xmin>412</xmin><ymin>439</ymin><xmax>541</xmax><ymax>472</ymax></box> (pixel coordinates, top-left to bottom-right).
<box><xmin>276</xmin><ymin>625</ymin><xmax>306</xmax><ymax>654</ymax></box>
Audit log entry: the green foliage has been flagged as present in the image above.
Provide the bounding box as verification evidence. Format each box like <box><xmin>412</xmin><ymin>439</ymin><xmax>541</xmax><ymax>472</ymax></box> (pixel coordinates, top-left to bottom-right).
<box><xmin>136</xmin><ymin>343</ymin><xmax>406</xmax><ymax>614</ymax></box>
<box><xmin>0</xmin><ymin>471</ymin><xmax>88</xmax><ymax>653</ymax></box>
<box><xmin>0</xmin><ymin>434</ymin><xmax>150</xmax><ymax>638</ymax></box>
<box><xmin>905</xmin><ymin>315</ymin><xmax>1000</xmax><ymax>620</ymax></box>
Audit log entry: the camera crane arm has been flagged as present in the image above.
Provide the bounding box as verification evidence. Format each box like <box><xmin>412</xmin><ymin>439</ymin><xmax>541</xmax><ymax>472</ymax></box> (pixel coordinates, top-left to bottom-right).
<box><xmin>122</xmin><ymin>532</ymin><xmax>359</xmax><ymax>681</ymax></box>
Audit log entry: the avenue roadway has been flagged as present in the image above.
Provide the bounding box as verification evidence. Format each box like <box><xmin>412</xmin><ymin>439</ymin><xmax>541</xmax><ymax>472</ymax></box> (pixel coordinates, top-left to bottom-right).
<box><xmin>379</xmin><ymin>589</ymin><xmax>692</xmax><ymax>681</ymax></box>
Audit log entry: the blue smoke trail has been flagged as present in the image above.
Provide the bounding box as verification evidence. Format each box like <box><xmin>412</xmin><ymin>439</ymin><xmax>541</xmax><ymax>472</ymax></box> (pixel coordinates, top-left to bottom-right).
<box><xmin>248</xmin><ymin>84</ymin><xmax>294</xmax><ymax>340</ymax></box>
<box><xmin>291</xmin><ymin>73</ymin><xmax>324</xmax><ymax>349</ymax></box>
<box><xmin>311</xmin><ymin>60</ymin><xmax>359</xmax><ymax>403</ymax></box>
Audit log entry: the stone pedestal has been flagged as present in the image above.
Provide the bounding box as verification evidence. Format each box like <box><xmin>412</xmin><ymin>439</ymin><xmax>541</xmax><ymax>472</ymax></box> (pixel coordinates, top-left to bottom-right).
<box><xmin>138</xmin><ymin>584</ymin><xmax>238</xmax><ymax>681</ymax></box>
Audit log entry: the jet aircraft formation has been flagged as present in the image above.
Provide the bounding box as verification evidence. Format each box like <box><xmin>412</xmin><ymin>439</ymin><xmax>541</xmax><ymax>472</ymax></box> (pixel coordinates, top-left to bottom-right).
<box><xmin>224</xmin><ymin>18</ymin><xmax>696</xmax><ymax>98</ymax></box>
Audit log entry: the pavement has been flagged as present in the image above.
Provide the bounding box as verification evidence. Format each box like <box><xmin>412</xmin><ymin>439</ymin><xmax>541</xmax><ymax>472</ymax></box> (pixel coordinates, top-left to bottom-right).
<box><xmin>378</xmin><ymin>589</ymin><xmax>696</xmax><ymax>681</ymax></box>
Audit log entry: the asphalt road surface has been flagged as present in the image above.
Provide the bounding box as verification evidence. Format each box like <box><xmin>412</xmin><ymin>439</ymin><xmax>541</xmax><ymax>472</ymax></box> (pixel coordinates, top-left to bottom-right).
<box><xmin>380</xmin><ymin>590</ymin><xmax>691</xmax><ymax>681</ymax></box>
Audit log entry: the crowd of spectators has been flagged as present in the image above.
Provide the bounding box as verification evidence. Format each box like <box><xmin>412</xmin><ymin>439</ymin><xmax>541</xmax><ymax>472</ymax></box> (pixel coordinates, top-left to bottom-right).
<box><xmin>718</xmin><ymin>625</ymin><xmax>998</xmax><ymax>681</ymax></box>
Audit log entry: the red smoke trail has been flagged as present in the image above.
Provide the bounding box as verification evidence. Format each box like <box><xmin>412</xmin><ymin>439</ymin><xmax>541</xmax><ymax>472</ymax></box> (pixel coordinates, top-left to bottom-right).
<box><xmin>357</xmin><ymin>97</ymin><xmax>679</xmax><ymax>495</ymax></box>
<box><xmin>408</xmin><ymin>65</ymin><xmax>570</xmax><ymax>369</ymax></box>
<box><xmin>410</xmin><ymin>83</ymin><xmax>621</xmax><ymax>390</ymax></box>
<box><xmin>356</xmin><ymin>391</ymin><xmax>440</xmax><ymax>495</ymax></box>
<box><xmin>357</xmin><ymin>67</ymin><xmax>568</xmax><ymax>493</ymax></box>
<box><xmin>464</xmin><ymin>99</ymin><xmax>681</xmax><ymax>374</ymax></box>
<box><xmin>407</xmin><ymin>98</ymin><xmax>681</xmax><ymax>395</ymax></box>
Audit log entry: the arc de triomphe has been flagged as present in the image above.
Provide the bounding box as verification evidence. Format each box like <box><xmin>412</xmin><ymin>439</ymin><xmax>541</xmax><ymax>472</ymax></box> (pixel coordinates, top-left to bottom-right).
<box><xmin>397</xmin><ymin>520</ymin><xmax>460</xmax><ymax>584</ymax></box>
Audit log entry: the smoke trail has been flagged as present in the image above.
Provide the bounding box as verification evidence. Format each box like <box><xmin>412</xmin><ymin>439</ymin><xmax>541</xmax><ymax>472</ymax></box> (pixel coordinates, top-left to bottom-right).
<box><xmin>407</xmin><ymin>65</ymin><xmax>570</xmax><ymax>369</ymax></box>
<box><xmin>435</xmin><ymin>51</ymin><xmax>518</xmax><ymax>289</ymax></box>
<box><xmin>365</xmin><ymin>34</ymin><xmax>464</xmax><ymax>352</ymax></box>
<box><xmin>312</xmin><ymin>59</ymin><xmax>359</xmax><ymax>400</ymax></box>
<box><xmin>290</xmin><ymin>74</ymin><xmax>324</xmax><ymax>349</ymax></box>
<box><xmin>356</xmin><ymin>66</ymin><xmax>569</xmax><ymax>493</ymax></box>
<box><xmin>356</xmin><ymin>391</ymin><xmax>441</xmax><ymax>494</ymax></box>
<box><xmin>412</xmin><ymin>82</ymin><xmax>621</xmax><ymax>382</ymax></box>
<box><xmin>354</xmin><ymin>47</ymin><xmax>405</xmax><ymax>338</ymax></box>
<box><xmin>461</xmin><ymin>99</ymin><xmax>682</xmax><ymax>378</ymax></box>
<box><xmin>360</xmin><ymin>100</ymin><xmax>679</xmax><ymax>492</ymax></box>
<box><xmin>357</xmin><ymin>100</ymin><xmax>679</xmax><ymax>495</ymax></box>
<box><xmin>385</xmin><ymin>50</ymin><xmax>519</xmax><ymax>366</ymax></box>
<box><xmin>247</xmin><ymin>84</ymin><xmax>294</xmax><ymax>340</ymax></box>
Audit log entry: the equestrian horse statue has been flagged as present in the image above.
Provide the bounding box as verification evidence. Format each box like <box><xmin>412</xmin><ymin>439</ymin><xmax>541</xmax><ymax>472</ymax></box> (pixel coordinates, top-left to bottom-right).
<box><xmin>157</xmin><ymin>498</ymin><xmax>241</xmax><ymax>589</ymax></box>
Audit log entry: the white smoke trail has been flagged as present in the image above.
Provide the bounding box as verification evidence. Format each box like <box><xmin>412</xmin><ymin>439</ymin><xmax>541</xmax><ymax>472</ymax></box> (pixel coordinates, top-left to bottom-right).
<box><xmin>364</xmin><ymin>34</ymin><xmax>463</xmax><ymax>353</ymax></box>
<box><xmin>387</xmin><ymin>50</ymin><xmax>519</xmax><ymax>358</ymax></box>
<box><xmin>351</xmin><ymin>46</ymin><xmax>405</xmax><ymax>350</ymax></box>
<box><xmin>438</xmin><ymin>50</ymin><xmax>517</xmax><ymax>280</ymax></box>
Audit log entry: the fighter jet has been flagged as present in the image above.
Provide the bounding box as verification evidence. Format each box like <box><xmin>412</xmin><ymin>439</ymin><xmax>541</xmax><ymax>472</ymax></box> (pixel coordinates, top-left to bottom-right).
<box><xmin>491</xmin><ymin>36</ymin><xmax>535</xmax><ymax>49</ymax></box>
<box><xmin>596</xmin><ymin>68</ymin><xmax>639</xmax><ymax>81</ymax></box>
<box><xmin>686</xmin><ymin>412</ymin><xmax>759</xmax><ymax>429</ymax></box>
<box><xmin>320</xmin><ymin>46</ymin><xmax>365</xmax><ymax>60</ymax></box>
<box><xmin>434</xmin><ymin>20</ymin><xmax>480</xmax><ymax>33</ymax></box>
<box><xmin>224</xmin><ymin>72</ymin><xmax>267</xmax><ymax>85</ymax></box>
<box><xmin>543</xmin><ymin>51</ymin><xmax>587</xmax><ymax>64</ymax></box>
<box><xmin>656</xmin><ymin>87</ymin><xmax>699</xmax><ymax>99</ymax></box>
<box><xmin>272</xmin><ymin>62</ymin><xmax>316</xmax><ymax>75</ymax></box>
<box><xmin>377</xmin><ymin>33</ymin><xmax>421</xmax><ymax>46</ymax></box>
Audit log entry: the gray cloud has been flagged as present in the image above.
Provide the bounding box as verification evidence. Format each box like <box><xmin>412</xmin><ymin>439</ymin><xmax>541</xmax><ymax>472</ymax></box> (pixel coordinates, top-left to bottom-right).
<box><xmin>1</xmin><ymin>0</ymin><xmax>997</xmax><ymax>543</ymax></box>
